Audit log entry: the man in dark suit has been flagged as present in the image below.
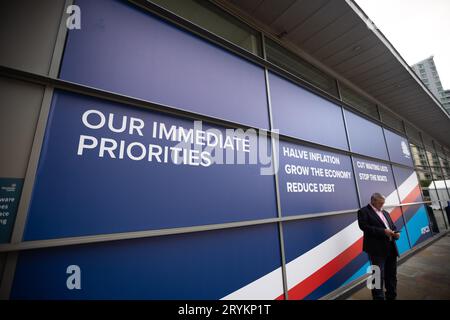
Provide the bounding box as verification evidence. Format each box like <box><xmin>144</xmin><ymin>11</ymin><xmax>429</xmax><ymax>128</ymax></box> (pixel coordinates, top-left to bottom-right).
<box><xmin>357</xmin><ymin>193</ymin><xmax>400</xmax><ymax>300</ymax></box>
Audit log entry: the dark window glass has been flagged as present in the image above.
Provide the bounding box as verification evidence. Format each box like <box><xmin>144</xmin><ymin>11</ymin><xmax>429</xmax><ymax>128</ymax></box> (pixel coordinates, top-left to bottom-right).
<box><xmin>379</xmin><ymin>107</ymin><xmax>404</xmax><ymax>133</ymax></box>
<box><xmin>422</xmin><ymin>134</ymin><xmax>435</xmax><ymax>151</ymax></box>
<box><xmin>405</xmin><ymin>124</ymin><xmax>422</xmax><ymax>146</ymax></box>
<box><xmin>265</xmin><ymin>38</ymin><xmax>338</xmax><ymax>96</ymax></box>
<box><xmin>340</xmin><ymin>85</ymin><xmax>379</xmax><ymax>120</ymax></box>
<box><xmin>435</xmin><ymin>143</ymin><xmax>446</xmax><ymax>159</ymax></box>
<box><xmin>149</xmin><ymin>0</ymin><xmax>262</xmax><ymax>55</ymax></box>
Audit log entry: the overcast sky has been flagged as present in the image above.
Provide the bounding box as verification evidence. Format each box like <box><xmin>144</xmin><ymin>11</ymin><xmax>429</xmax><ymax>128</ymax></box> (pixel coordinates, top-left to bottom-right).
<box><xmin>355</xmin><ymin>0</ymin><xmax>450</xmax><ymax>90</ymax></box>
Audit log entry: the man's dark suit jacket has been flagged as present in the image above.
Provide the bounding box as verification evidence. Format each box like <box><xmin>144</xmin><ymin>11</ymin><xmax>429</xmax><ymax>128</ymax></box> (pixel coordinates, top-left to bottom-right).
<box><xmin>357</xmin><ymin>205</ymin><xmax>399</xmax><ymax>258</ymax></box>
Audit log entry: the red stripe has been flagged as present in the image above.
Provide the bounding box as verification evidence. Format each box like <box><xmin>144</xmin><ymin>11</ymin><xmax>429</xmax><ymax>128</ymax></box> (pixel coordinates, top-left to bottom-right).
<box><xmin>388</xmin><ymin>185</ymin><xmax>421</xmax><ymax>222</ymax></box>
<box><xmin>281</xmin><ymin>238</ymin><xmax>363</xmax><ymax>300</ymax></box>
<box><xmin>276</xmin><ymin>184</ymin><xmax>421</xmax><ymax>300</ymax></box>
<box><xmin>401</xmin><ymin>185</ymin><xmax>422</xmax><ymax>205</ymax></box>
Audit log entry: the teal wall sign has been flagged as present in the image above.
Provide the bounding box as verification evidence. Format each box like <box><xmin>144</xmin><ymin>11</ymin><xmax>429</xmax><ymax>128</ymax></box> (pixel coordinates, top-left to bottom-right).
<box><xmin>0</xmin><ymin>178</ymin><xmax>24</xmax><ymax>243</ymax></box>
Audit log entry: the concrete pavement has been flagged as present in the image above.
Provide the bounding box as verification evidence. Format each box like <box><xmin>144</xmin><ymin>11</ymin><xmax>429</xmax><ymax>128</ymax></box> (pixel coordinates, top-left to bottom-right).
<box><xmin>348</xmin><ymin>233</ymin><xmax>450</xmax><ymax>300</ymax></box>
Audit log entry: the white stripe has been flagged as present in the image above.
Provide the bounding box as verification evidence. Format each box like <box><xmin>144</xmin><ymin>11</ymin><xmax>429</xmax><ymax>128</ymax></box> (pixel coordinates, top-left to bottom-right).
<box><xmin>285</xmin><ymin>221</ymin><xmax>362</xmax><ymax>289</ymax></box>
<box><xmin>385</xmin><ymin>187</ymin><xmax>400</xmax><ymax>206</ymax></box>
<box><xmin>397</xmin><ymin>172</ymin><xmax>419</xmax><ymax>202</ymax></box>
<box><xmin>220</xmin><ymin>268</ymin><xmax>284</xmax><ymax>300</ymax></box>
<box><xmin>221</xmin><ymin>172</ymin><xmax>419</xmax><ymax>299</ymax></box>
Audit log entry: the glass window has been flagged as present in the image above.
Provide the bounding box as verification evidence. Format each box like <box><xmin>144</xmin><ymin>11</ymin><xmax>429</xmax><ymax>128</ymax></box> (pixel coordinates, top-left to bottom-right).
<box><xmin>421</xmin><ymin>133</ymin><xmax>434</xmax><ymax>149</ymax></box>
<box><xmin>340</xmin><ymin>85</ymin><xmax>379</xmax><ymax>120</ymax></box>
<box><xmin>442</xmin><ymin>166</ymin><xmax>450</xmax><ymax>178</ymax></box>
<box><xmin>443</xmin><ymin>148</ymin><xmax>449</xmax><ymax>160</ymax></box>
<box><xmin>439</xmin><ymin>156</ymin><xmax>449</xmax><ymax>168</ymax></box>
<box><xmin>405</xmin><ymin>124</ymin><xmax>422</xmax><ymax>146</ymax></box>
<box><xmin>430</xmin><ymin>170</ymin><xmax>449</xmax><ymax>202</ymax></box>
<box><xmin>265</xmin><ymin>38</ymin><xmax>338</xmax><ymax>96</ymax></box>
<box><xmin>428</xmin><ymin>200</ymin><xmax>447</xmax><ymax>234</ymax></box>
<box><xmin>426</xmin><ymin>149</ymin><xmax>441</xmax><ymax>168</ymax></box>
<box><xmin>410</xmin><ymin>143</ymin><xmax>429</xmax><ymax>168</ymax></box>
<box><xmin>380</xmin><ymin>107</ymin><xmax>404</xmax><ymax>133</ymax></box>
<box><xmin>148</xmin><ymin>0</ymin><xmax>262</xmax><ymax>55</ymax></box>
<box><xmin>416</xmin><ymin>169</ymin><xmax>433</xmax><ymax>200</ymax></box>
<box><xmin>435</xmin><ymin>143</ymin><xmax>445</xmax><ymax>158</ymax></box>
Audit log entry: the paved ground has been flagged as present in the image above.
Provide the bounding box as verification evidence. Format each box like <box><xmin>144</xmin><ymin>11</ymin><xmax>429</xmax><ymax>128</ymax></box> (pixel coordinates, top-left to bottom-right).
<box><xmin>348</xmin><ymin>233</ymin><xmax>450</xmax><ymax>300</ymax></box>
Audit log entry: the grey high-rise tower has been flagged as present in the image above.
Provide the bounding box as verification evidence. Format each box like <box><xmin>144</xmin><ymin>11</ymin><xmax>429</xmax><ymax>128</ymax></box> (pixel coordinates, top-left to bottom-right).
<box><xmin>442</xmin><ymin>89</ymin><xmax>450</xmax><ymax>114</ymax></box>
<box><xmin>411</xmin><ymin>56</ymin><xmax>449</xmax><ymax>114</ymax></box>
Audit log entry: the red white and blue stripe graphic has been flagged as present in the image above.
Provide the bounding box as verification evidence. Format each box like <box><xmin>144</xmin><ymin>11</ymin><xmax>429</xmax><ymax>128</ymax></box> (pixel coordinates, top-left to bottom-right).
<box><xmin>221</xmin><ymin>169</ymin><xmax>431</xmax><ymax>300</ymax></box>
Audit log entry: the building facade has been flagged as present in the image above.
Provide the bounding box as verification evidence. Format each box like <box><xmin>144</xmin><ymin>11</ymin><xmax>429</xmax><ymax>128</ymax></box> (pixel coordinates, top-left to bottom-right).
<box><xmin>442</xmin><ymin>90</ymin><xmax>450</xmax><ymax>115</ymax></box>
<box><xmin>0</xmin><ymin>0</ymin><xmax>450</xmax><ymax>300</ymax></box>
<box><xmin>411</xmin><ymin>56</ymin><xmax>449</xmax><ymax>114</ymax></box>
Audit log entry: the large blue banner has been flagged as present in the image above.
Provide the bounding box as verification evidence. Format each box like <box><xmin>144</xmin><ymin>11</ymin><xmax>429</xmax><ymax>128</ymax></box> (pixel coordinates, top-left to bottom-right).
<box><xmin>60</xmin><ymin>0</ymin><xmax>269</xmax><ymax>129</ymax></box>
<box><xmin>24</xmin><ymin>90</ymin><xmax>277</xmax><ymax>240</ymax></box>
<box><xmin>269</xmin><ymin>72</ymin><xmax>348</xmax><ymax>150</ymax></box>
<box><xmin>12</xmin><ymin>224</ymin><xmax>284</xmax><ymax>299</ymax></box>
<box><xmin>345</xmin><ymin>110</ymin><xmax>389</xmax><ymax>161</ymax></box>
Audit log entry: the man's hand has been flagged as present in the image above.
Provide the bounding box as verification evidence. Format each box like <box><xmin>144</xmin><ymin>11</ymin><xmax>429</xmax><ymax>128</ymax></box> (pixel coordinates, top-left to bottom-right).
<box><xmin>384</xmin><ymin>229</ymin><xmax>396</xmax><ymax>238</ymax></box>
<box><xmin>393</xmin><ymin>231</ymin><xmax>400</xmax><ymax>240</ymax></box>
